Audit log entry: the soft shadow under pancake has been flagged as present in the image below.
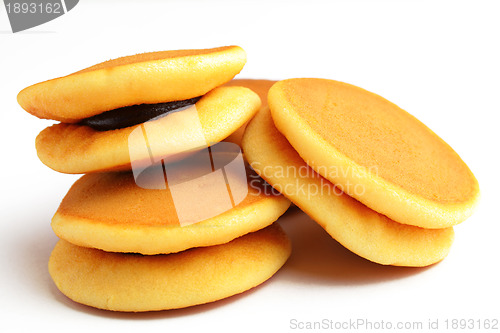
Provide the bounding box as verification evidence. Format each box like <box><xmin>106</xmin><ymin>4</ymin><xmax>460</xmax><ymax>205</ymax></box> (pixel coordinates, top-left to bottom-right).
<box><xmin>278</xmin><ymin>210</ymin><xmax>430</xmax><ymax>286</ymax></box>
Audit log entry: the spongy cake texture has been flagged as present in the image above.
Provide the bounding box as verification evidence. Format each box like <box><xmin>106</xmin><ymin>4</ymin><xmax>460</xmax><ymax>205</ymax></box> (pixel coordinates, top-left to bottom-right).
<box><xmin>223</xmin><ymin>79</ymin><xmax>276</xmax><ymax>146</ymax></box>
<box><xmin>48</xmin><ymin>223</ymin><xmax>291</xmax><ymax>312</ymax></box>
<box><xmin>242</xmin><ymin>108</ymin><xmax>455</xmax><ymax>266</ymax></box>
<box><xmin>268</xmin><ymin>78</ymin><xmax>479</xmax><ymax>229</ymax></box>
<box><xmin>35</xmin><ymin>86</ymin><xmax>261</xmax><ymax>173</ymax></box>
<box><xmin>18</xmin><ymin>46</ymin><xmax>247</xmax><ymax>122</ymax></box>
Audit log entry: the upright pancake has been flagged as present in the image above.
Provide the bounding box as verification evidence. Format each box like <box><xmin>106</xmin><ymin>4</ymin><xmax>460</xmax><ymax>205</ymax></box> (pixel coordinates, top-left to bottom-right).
<box><xmin>49</xmin><ymin>223</ymin><xmax>291</xmax><ymax>312</ymax></box>
<box><xmin>268</xmin><ymin>78</ymin><xmax>479</xmax><ymax>229</ymax></box>
<box><xmin>52</xmin><ymin>150</ymin><xmax>291</xmax><ymax>255</ymax></box>
<box><xmin>17</xmin><ymin>46</ymin><xmax>260</xmax><ymax>173</ymax></box>
<box><xmin>223</xmin><ymin>79</ymin><xmax>276</xmax><ymax>146</ymax></box>
<box><xmin>242</xmin><ymin>108</ymin><xmax>455</xmax><ymax>266</ymax></box>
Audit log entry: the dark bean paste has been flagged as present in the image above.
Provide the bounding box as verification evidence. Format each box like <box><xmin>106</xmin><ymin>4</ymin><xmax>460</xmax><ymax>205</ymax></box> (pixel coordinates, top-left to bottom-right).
<box><xmin>80</xmin><ymin>96</ymin><xmax>202</xmax><ymax>131</ymax></box>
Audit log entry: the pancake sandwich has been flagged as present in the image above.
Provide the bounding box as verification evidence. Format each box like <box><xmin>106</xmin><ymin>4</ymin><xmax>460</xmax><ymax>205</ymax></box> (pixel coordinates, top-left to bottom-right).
<box><xmin>18</xmin><ymin>49</ymin><xmax>480</xmax><ymax>310</ymax></box>
<box><xmin>18</xmin><ymin>46</ymin><xmax>293</xmax><ymax>312</ymax></box>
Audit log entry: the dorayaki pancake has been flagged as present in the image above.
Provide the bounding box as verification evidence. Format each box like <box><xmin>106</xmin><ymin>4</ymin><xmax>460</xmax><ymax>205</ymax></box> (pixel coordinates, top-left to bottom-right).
<box><xmin>18</xmin><ymin>46</ymin><xmax>246</xmax><ymax>122</ymax></box>
<box><xmin>223</xmin><ymin>79</ymin><xmax>276</xmax><ymax>146</ymax></box>
<box><xmin>48</xmin><ymin>223</ymin><xmax>291</xmax><ymax>312</ymax></box>
<box><xmin>242</xmin><ymin>108</ymin><xmax>455</xmax><ymax>266</ymax></box>
<box><xmin>51</xmin><ymin>153</ymin><xmax>291</xmax><ymax>255</ymax></box>
<box><xmin>35</xmin><ymin>86</ymin><xmax>261</xmax><ymax>173</ymax></box>
<box><xmin>268</xmin><ymin>78</ymin><xmax>479</xmax><ymax>229</ymax></box>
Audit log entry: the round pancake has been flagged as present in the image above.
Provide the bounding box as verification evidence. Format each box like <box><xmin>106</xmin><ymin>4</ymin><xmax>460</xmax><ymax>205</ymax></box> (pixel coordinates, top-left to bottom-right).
<box><xmin>35</xmin><ymin>86</ymin><xmax>261</xmax><ymax>173</ymax></box>
<box><xmin>242</xmin><ymin>108</ymin><xmax>455</xmax><ymax>266</ymax></box>
<box><xmin>51</xmin><ymin>162</ymin><xmax>291</xmax><ymax>255</ymax></box>
<box><xmin>268</xmin><ymin>78</ymin><xmax>479</xmax><ymax>229</ymax></box>
<box><xmin>48</xmin><ymin>223</ymin><xmax>291</xmax><ymax>312</ymax></box>
<box><xmin>18</xmin><ymin>46</ymin><xmax>246</xmax><ymax>122</ymax></box>
<box><xmin>223</xmin><ymin>79</ymin><xmax>276</xmax><ymax>146</ymax></box>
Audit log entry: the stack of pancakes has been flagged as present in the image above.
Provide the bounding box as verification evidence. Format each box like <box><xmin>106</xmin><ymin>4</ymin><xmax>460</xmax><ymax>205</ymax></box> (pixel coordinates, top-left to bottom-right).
<box><xmin>18</xmin><ymin>47</ymin><xmax>480</xmax><ymax>312</ymax></box>
<box><xmin>242</xmin><ymin>78</ymin><xmax>480</xmax><ymax>266</ymax></box>
<box><xmin>17</xmin><ymin>46</ymin><xmax>292</xmax><ymax>312</ymax></box>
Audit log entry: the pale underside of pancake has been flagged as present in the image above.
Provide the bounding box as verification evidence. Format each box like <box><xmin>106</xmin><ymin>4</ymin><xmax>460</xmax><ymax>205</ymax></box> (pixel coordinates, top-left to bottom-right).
<box><xmin>223</xmin><ymin>79</ymin><xmax>276</xmax><ymax>146</ymax></box>
<box><xmin>268</xmin><ymin>78</ymin><xmax>479</xmax><ymax>229</ymax></box>
<box><xmin>242</xmin><ymin>108</ymin><xmax>455</xmax><ymax>267</ymax></box>
<box><xmin>18</xmin><ymin>46</ymin><xmax>246</xmax><ymax>122</ymax></box>
<box><xmin>52</xmin><ymin>162</ymin><xmax>291</xmax><ymax>255</ymax></box>
<box><xmin>35</xmin><ymin>86</ymin><xmax>261</xmax><ymax>174</ymax></box>
<box><xmin>48</xmin><ymin>223</ymin><xmax>291</xmax><ymax>312</ymax></box>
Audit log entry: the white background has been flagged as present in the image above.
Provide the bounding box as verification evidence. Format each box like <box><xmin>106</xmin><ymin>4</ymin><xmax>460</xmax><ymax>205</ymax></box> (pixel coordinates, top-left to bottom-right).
<box><xmin>1</xmin><ymin>0</ymin><xmax>499</xmax><ymax>332</ymax></box>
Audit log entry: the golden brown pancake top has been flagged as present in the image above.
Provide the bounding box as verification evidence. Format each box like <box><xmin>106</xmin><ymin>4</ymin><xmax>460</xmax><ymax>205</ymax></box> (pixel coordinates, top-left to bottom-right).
<box><xmin>272</xmin><ymin>78</ymin><xmax>478</xmax><ymax>204</ymax></box>
<box><xmin>57</xmin><ymin>171</ymin><xmax>270</xmax><ymax>227</ymax></box>
<box><xmin>76</xmin><ymin>46</ymin><xmax>234</xmax><ymax>74</ymax></box>
<box><xmin>18</xmin><ymin>46</ymin><xmax>246</xmax><ymax>122</ymax></box>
